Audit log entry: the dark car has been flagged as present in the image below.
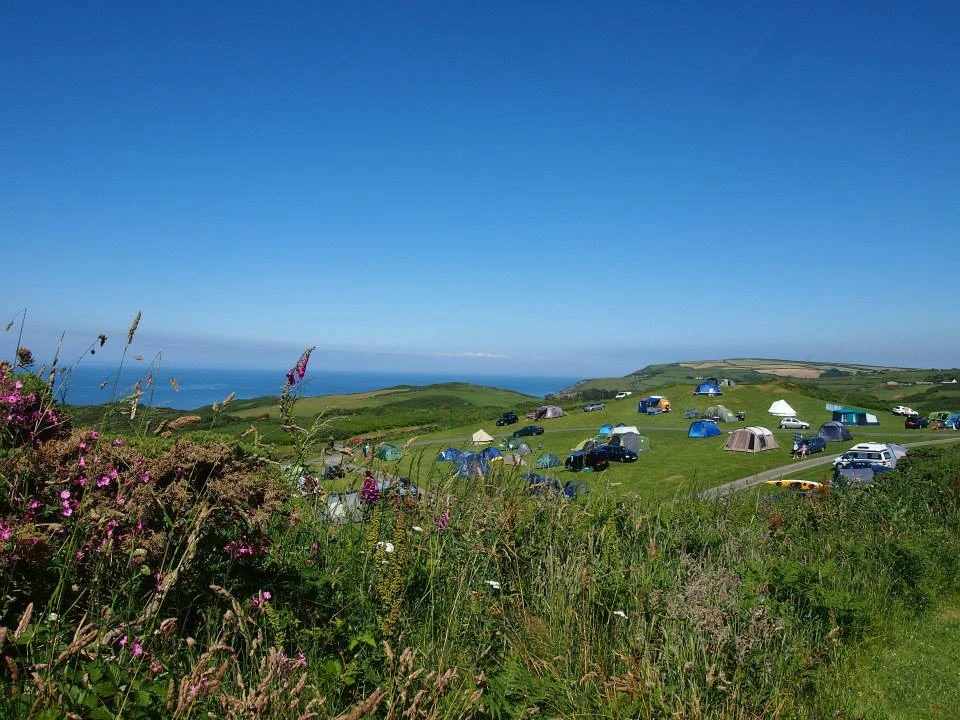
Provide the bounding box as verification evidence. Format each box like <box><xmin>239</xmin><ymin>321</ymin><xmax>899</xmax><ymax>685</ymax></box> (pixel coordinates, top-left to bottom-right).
<box><xmin>496</xmin><ymin>412</ymin><xmax>519</xmax><ymax>426</ymax></box>
<box><xmin>513</xmin><ymin>425</ymin><xmax>544</xmax><ymax>437</ymax></box>
<box><xmin>597</xmin><ymin>444</ymin><xmax>638</xmax><ymax>463</ymax></box>
<box><xmin>905</xmin><ymin>415</ymin><xmax>929</xmax><ymax>429</ymax></box>
<box><xmin>793</xmin><ymin>436</ymin><xmax>826</xmax><ymax>455</ymax></box>
<box><xmin>564</xmin><ymin>450</ymin><xmax>609</xmax><ymax>472</ymax></box>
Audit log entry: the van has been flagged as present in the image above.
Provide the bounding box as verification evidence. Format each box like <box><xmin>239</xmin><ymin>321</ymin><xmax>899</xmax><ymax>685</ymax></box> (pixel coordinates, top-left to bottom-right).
<box><xmin>832</xmin><ymin>442</ymin><xmax>897</xmax><ymax>468</ymax></box>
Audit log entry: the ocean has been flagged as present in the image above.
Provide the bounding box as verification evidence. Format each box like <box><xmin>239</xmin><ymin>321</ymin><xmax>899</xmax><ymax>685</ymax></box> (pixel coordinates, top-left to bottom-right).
<box><xmin>52</xmin><ymin>365</ymin><xmax>580</xmax><ymax>410</ymax></box>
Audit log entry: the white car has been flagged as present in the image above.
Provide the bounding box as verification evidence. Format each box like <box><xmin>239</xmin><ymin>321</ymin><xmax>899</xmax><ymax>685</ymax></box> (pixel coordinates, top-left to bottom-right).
<box><xmin>614</xmin><ymin>391</ymin><xmax>633</xmax><ymax>399</ymax></box>
<box><xmin>778</xmin><ymin>417</ymin><xmax>810</xmax><ymax>430</ymax></box>
<box><xmin>892</xmin><ymin>405</ymin><xmax>914</xmax><ymax>416</ymax></box>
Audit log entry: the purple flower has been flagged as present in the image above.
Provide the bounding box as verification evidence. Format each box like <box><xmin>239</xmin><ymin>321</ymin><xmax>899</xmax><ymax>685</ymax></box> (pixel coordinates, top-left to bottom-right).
<box><xmin>0</xmin><ymin>521</ymin><xmax>11</xmax><ymax>541</ymax></box>
<box><xmin>359</xmin><ymin>475</ymin><xmax>380</xmax><ymax>503</ymax></box>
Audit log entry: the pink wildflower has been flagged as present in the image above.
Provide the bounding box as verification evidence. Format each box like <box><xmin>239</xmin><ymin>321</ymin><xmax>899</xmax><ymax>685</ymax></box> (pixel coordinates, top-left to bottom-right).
<box><xmin>132</xmin><ymin>642</ymin><xmax>144</xmax><ymax>656</ymax></box>
<box><xmin>119</xmin><ymin>636</ymin><xmax>128</xmax><ymax>647</ymax></box>
<box><xmin>113</xmin><ymin>437</ymin><xmax>124</xmax><ymax>446</ymax></box>
<box><xmin>0</xmin><ymin>522</ymin><xmax>11</xmax><ymax>541</ymax></box>
<box><xmin>60</xmin><ymin>489</ymin><xmax>71</xmax><ymax>500</ymax></box>
<box><xmin>61</xmin><ymin>505</ymin><xmax>73</xmax><ymax>518</ymax></box>
<box><xmin>150</xmin><ymin>662</ymin><xmax>162</xmax><ymax>673</ymax></box>
<box><xmin>90</xmin><ymin>430</ymin><xmax>99</xmax><ymax>441</ymax></box>
<box><xmin>78</xmin><ymin>456</ymin><xmax>86</xmax><ymax>467</ymax></box>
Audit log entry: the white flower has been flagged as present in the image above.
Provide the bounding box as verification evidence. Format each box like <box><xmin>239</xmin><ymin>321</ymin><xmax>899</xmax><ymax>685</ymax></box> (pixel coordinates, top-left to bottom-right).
<box><xmin>377</xmin><ymin>541</ymin><xmax>395</xmax><ymax>553</ymax></box>
<box><xmin>484</xmin><ymin>580</ymin><xmax>501</xmax><ymax>590</ymax></box>
<box><xmin>411</xmin><ymin>526</ymin><xmax>423</xmax><ymax>532</ymax></box>
<box><xmin>47</xmin><ymin>613</ymin><xmax>60</xmax><ymax>622</ymax></box>
<box><xmin>613</xmin><ymin>610</ymin><xmax>629</xmax><ymax>620</ymax></box>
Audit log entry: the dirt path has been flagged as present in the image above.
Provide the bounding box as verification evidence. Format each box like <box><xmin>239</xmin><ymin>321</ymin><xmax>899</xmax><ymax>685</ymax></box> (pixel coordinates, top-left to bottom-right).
<box><xmin>701</xmin><ymin>436</ymin><xmax>960</xmax><ymax>500</ymax></box>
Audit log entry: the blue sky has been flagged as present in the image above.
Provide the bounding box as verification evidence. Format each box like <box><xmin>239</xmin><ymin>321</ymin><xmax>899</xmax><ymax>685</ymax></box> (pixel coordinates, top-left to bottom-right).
<box><xmin>3</xmin><ymin>1</ymin><xmax>958</xmax><ymax>378</ymax></box>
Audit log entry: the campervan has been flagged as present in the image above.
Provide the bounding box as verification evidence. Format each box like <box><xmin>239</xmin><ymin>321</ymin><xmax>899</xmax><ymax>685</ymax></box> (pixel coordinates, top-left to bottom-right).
<box><xmin>832</xmin><ymin>442</ymin><xmax>898</xmax><ymax>469</ymax></box>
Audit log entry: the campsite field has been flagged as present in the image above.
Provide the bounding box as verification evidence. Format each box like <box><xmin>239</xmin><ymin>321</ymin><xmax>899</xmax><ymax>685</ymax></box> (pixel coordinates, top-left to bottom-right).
<box><xmin>385</xmin><ymin>382</ymin><xmax>940</xmax><ymax>501</ymax></box>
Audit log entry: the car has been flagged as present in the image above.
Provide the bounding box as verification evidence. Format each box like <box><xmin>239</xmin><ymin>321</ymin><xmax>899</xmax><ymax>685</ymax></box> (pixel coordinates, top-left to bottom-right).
<box><xmin>892</xmin><ymin>405</ymin><xmax>915</xmax><ymax>416</ymax></box>
<box><xmin>614</xmin><ymin>391</ymin><xmax>633</xmax><ymax>399</ymax></box>
<box><xmin>513</xmin><ymin>425</ymin><xmax>544</xmax><ymax>437</ymax></box>
<box><xmin>582</xmin><ymin>402</ymin><xmax>605</xmax><ymax>412</ymax></box>
<box><xmin>596</xmin><ymin>444</ymin><xmax>638</xmax><ymax>463</ymax></box>
<box><xmin>564</xmin><ymin>450</ymin><xmax>609</xmax><ymax>472</ymax></box>
<box><xmin>905</xmin><ymin>414</ymin><xmax>929</xmax><ymax>429</ymax></box>
<box><xmin>778</xmin><ymin>417</ymin><xmax>810</xmax><ymax>430</ymax></box>
<box><xmin>495</xmin><ymin>412</ymin><xmax>519</xmax><ymax>426</ymax></box>
<box><xmin>791</xmin><ymin>436</ymin><xmax>826</xmax><ymax>455</ymax></box>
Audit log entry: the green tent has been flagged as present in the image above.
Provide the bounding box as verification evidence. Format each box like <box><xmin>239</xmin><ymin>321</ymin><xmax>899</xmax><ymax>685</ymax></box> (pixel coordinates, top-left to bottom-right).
<box><xmin>536</xmin><ymin>453</ymin><xmax>562</xmax><ymax>468</ymax></box>
<box><xmin>571</xmin><ymin>438</ymin><xmax>597</xmax><ymax>452</ymax></box>
<box><xmin>705</xmin><ymin>405</ymin><xmax>737</xmax><ymax>423</ymax></box>
<box><xmin>375</xmin><ymin>444</ymin><xmax>403</xmax><ymax>461</ymax></box>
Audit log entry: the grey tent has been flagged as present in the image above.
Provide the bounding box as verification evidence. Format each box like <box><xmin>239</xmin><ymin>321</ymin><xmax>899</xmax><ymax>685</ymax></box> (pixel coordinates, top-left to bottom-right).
<box><xmin>502</xmin><ymin>452</ymin><xmax>527</xmax><ymax>466</ymax></box>
<box><xmin>515</xmin><ymin>442</ymin><xmax>533</xmax><ymax>456</ymax></box>
<box><xmin>705</xmin><ymin>405</ymin><xmax>737</xmax><ymax>423</ymax></box>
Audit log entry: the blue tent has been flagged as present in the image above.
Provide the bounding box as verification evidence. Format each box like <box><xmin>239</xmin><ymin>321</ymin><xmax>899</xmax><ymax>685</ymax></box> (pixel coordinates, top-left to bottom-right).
<box><xmin>693</xmin><ymin>378</ymin><xmax>722</xmax><ymax>396</ymax></box>
<box><xmin>455</xmin><ymin>454</ymin><xmax>489</xmax><ymax>478</ymax></box>
<box><xmin>479</xmin><ymin>447</ymin><xmax>502</xmax><ymax>461</ymax></box>
<box><xmin>436</xmin><ymin>447</ymin><xmax>462</xmax><ymax>462</ymax></box>
<box><xmin>818</xmin><ymin>421</ymin><xmax>853</xmax><ymax>442</ymax></box>
<box><xmin>598</xmin><ymin>424</ymin><xmax>613</xmax><ymax>437</ymax></box>
<box><xmin>688</xmin><ymin>420</ymin><xmax>721</xmax><ymax>438</ymax></box>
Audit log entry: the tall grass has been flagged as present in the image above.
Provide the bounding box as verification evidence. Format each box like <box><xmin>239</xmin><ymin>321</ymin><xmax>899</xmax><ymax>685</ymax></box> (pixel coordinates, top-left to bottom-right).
<box><xmin>2</xmin><ymin>344</ymin><xmax>960</xmax><ymax>718</ymax></box>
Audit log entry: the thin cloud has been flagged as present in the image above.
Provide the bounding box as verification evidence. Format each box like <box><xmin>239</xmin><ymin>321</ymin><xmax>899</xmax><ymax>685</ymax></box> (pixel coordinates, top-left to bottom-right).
<box><xmin>431</xmin><ymin>351</ymin><xmax>510</xmax><ymax>359</ymax></box>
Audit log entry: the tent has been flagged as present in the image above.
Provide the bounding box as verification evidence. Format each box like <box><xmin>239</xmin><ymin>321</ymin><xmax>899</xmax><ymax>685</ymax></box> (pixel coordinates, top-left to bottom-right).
<box><xmin>723</xmin><ymin>426</ymin><xmax>779</xmax><ymax>453</ymax></box>
<box><xmin>499</xmin><ymin>436</ymin><xmax>523</xmax><ymax>450</ymax></box>
<box><xmin>705</xmin><ymin>405</ymin><xmax>737</xmax><ymax>422</ymax></box>
<box><xmin>571</xmin><ymin>438</ymin><xmax>597</xmax><ymax>452</ymax></box>
<box><xmin>502</xmin><ymin>452</ymin><xmax>527</xmax><ymax>466</ymax></box>
<box><xmin>831</xmin><ymin>407</ymin><xmax>880</xmax><ymax>426</ymax></box>
<box><xmin>693</xmin><ymin>378</ymin><xmax>722</xmax><ymax>396</ymax></box>
<box><xmin>598</xmin><ymin>423</ymin><xmax>614</xmax><ymax>437</ymax></box>
<box><xmin>436</xmin><ymin>447</ymin><xmax>461</xmax><ymax>462</ymax></box>
<box><xmin>688</xmin><ymin>420</ymin><xmax>721</xmax><ymax>438</ymax></box>
<box><xmin>472</xmin><ymin>429</ymin><xmax>494</xmax><ymax>445</ymax></box>
<box><xmin>527</xmin><ymin>405</ymin><xmax>565</xmax><ymax>420</ymax></box>
<box><xmin>375</xmin><ymin>444</ymin><xmax>403</xmax><ymax>461</ymax></box>
<box><xmin>610</xmin><ymin>431</ymin><xmax>643</xmax><ymax>453</ymax></box>
<box><xmin>638</xmin><ymin>396</ymin><xmax>672</xmax><ymax>414</ymax></box>
<box><xmin>514</xmin><ymin>442</ymin><xmax>533</xmax><ymax>456</ymax></box>
<box><xmin>536</xmin><ymin>453</ymin><xmax>562</xmax><ymax>468</ymax></box>
<box><xmin>479</xmin><ymin>447</ymin><xmax>502</xmax><ymax>461</ymax></box>
<box><xmin>818</xmin><ymin>421</ymin><xmax>853</xmax><ymax>442</ymax></box>
<box><xmin>768</xmin><ymin>399</ymin><xmax>797</xmax><ymax>417</ymax></box>
<box><xmin>455</xmin><ymin>454</ymin><xmax>489</xmax><ymax>478</ymax></box>
<box><xmin>610</xmin><ymin>425</ymin><xmax>640</xmax><ymax>436</ymax></box>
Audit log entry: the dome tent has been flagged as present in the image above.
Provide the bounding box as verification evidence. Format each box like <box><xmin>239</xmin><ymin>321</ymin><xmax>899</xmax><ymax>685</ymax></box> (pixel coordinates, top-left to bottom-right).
<box><xmin>688</xmin><ymin>420</ymin><xmax>721</xmax><ymax>438</ymax></box>
<box><xmin>723</xmin><ymin>427</ymin><xmax>779</xmax><ymax>453</ymax></box>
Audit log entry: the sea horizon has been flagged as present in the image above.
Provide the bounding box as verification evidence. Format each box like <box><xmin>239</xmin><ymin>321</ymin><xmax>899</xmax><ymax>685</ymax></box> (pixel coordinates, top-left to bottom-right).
<box><xmin>50</xmin><ymin>365</ymin><xmax>582</xmax><ymax>411</ymax></box>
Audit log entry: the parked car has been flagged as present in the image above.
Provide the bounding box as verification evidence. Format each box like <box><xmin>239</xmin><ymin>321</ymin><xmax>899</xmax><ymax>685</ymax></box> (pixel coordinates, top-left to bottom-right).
<box><xmin>582</xmin><ymin>402</ymin><xmax>605</xmax><ymax>412</ymax></box>
<box><xmin>905</xmin><ymin>415</ymin><xmax>930</xmax><ymax>429</ymax></box>
<box><xmin>495</xmin><ymin>412</ymin><xmax>519</xmax><ymax>426</ymax></box>
<box><xmin>564</xmin><ymin>450</ymin><xmax>610</xmax><ymax>472</ymax></box>
<box><xmin>597</xmin><ymin>444</ymin><xmax>638</xmax><ymax>463</ymax></box>
<box><xmin>614</xmin><ymin>391</ymin><xmax>633</xmax><ymax>399</ymax></box>
<box><xmin>778</xmin><ymin>417</ymin><xmax>810</xmax><ymax>430</ymax></box>
<box><xmin>892</xmin><ymin>405</ymin><xmax>915</xmax><ymax>416</ymax></box>
<box><xmin>513</xmin><ymin>425</ymin><xmax>544</xmax><ymax>437</ymax></box>
<box><xmin>792</xmin><ymin>436</ymin><xmax>826</xmax><ymax>455</ymax></box>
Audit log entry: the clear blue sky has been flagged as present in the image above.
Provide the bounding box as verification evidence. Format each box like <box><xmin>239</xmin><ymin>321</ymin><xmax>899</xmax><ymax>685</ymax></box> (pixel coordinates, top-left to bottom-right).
<box><xmin>3</xmin><ymin>1</ymin><xmax>958</xmax><ymax>377</ymax></box>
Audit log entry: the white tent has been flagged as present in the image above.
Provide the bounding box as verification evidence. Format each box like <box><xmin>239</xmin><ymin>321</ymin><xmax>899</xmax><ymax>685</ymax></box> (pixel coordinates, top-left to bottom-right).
<box><xmin>768</xmin><ymin>399</ymin><xmax>797</xmax><ymax>417</ymax></box>
<box><xmin>472</xmin><ymin>429</ymin><xmax>494</xmax><ymax>445</ymax></box>
<box><xmin>610</xmin><ymin>425</ymin><xmax>641</xmax><ymax>436</ymax></box>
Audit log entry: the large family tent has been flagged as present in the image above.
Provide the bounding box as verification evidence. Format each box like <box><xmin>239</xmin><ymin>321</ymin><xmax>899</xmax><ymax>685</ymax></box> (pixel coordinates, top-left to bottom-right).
<box><xmin>527</xmin><ymin>405</ymin><xmax>565</xmax><ymax>420</ymax></box>
<box><xmin>536</xmin><ymin>453</ymin><xmax>562</xmax><ymax>469</ymax></box>
<box><xmin>375</xmin><ymin>444</ymin><xmax>403</xmax><ymax>461</ymax></box>
<box><xmin>471</xmin><ymin>429</ymin><xmax>494</xmax><ymax>445</ymax></box>
<box><xmin>638</xmin><ymin>396</ymin><xmax>672</xmax><ymax>413</ymax></box>
<box><xmin>598</xmin><ymin>423</ymin><xmax>614</xmax><ymax>437</ymax></box>
<box><xmin>768</xmin><ymin>399</ymin><xmax>797</xmax><ymax>417</ymax></box>
<box><xmin>693</xmin><ymin>378</ymin><xmax>722</xmax><ymax>396</ymax></box>
<box><xmin>831</xmin><ymin>407</ymin><xmax>880</xmax><ymax>426</ymax></box>
<box><xmin>705</xmin><ymin>405</ymin><xmax>737</xmax><ymax>422</ymax></box>
<box><xmin>723</xmin><ymin>426</ymin><xmax>779</xmax><ymax>453</ymax></box>
<box><xmin>436</xmin><ymin>447</ymin><xmax>462</xmax><ymax>462</ymax></box>
<box><xmin>688</xmin><ymin>420</ymin><xmax>721</xmax><ymax>438</ymax></box>
<box><xmin>818</xmin><ymin>421</ymin><xmax>853</xmax><ymax>442</ymax></box>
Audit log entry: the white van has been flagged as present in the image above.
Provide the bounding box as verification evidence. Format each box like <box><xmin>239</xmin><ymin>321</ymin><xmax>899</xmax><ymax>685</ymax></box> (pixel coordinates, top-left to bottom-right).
<box><xmin>832</xmin><ymin>442</ymin><xmax>897</xmax><ymax>468</ymax></box>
